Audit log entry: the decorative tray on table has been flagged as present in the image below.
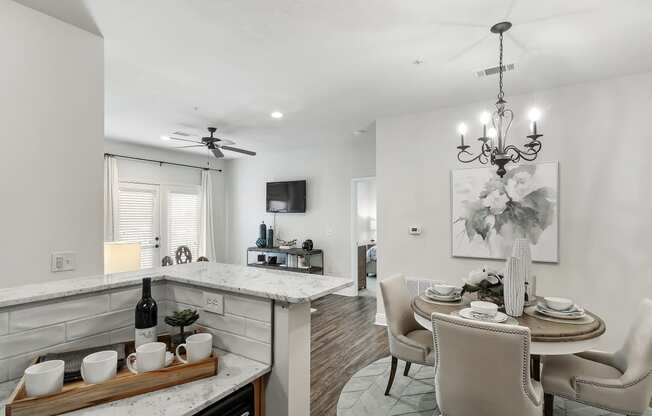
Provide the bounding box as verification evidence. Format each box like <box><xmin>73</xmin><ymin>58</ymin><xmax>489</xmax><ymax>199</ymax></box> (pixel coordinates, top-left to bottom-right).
<box><xmin>4</xmin><ymin>334</ymin><xmax>218</xmax><ymax>416</ymax></box>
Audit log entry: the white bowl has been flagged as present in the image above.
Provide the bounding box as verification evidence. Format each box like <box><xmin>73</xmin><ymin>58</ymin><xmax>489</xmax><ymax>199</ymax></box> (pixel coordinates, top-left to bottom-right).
<box><xmin>470</xmin><ymin>301</ymin><xmax>498</xmax><ymax>317</ymax></box>
<box><xmin>544</xmin><ymin>297</ymin><xmax>573</xmax><ymax>311</ymax></box>
<box><xmin>433</xmin><ymin>284</ymin><xmax>457</xmax><ymax>296</ymax></box>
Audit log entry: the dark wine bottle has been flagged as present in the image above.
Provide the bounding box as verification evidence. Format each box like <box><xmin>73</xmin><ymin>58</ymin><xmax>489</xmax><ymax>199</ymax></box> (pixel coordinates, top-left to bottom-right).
<box><xmin>135</xmin><ymin>277</ymin><xmax>157</xmax><ymax>347</ymax></box>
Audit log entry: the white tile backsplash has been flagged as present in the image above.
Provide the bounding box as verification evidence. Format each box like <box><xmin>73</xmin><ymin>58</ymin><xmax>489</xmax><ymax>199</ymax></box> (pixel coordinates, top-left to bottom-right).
<box><xmin>245</xmin><ymin>319</ymin><xmax>272</xmax><ymax>343</ymax></box>
<box><xmin>9</xmin><ymin>295</ymin><xmax>110</xmax><ymax>333</ymax></box>
<box><xmin>207</xmin><ymin>328</ymin><xmax>271</xmax><ymax>364</ymax></box>
<box><xmin>225</xmin><ymin>295</ymin><xmax>271</xmax><ymax>322</ymax></box>
<box><xmin>0</xmin><ymin>282</ymin><xmax>273</xmax><ymax>382</ymax></box>
<box><xmin>0</xmin><ymin>359</ymin><xmax>9</xmax><ymax>383</ymax></box>
<box><xmin>168</xmin><ymin>285</ymin><xmax>203</xmax><ymax>307</ymax></box>
<box><xmin>66</xmin><ymin>309</ymin><xmax>133</xmax><ymax>340</ymax></box>
<box><xmin>198</xmin><ymin>310</ymin><xmax>246</xmax><ymax>336</ymax></box>
<box><xmin>5</xmin><ymin>333</ymin><xmax>111</xmax><ymax>380</ymax></box>
<box><xmin>0</xmin><ymin>313</ymin><xmax>7</xmax><ymax>336</ymax></box>
<box><xmin>0</xmin><ymin>324</ymin><xmax>66</xmax><ymax>359</ymax></box>
<box><xmin>109</xmin><ymin>326</ymin><xmax>133</xmax><ymax>344</ymax></box>
<box><xmin>109</xmin><ymin>284</ymin><xmax>168</xmax><ymax>311</ymax></box>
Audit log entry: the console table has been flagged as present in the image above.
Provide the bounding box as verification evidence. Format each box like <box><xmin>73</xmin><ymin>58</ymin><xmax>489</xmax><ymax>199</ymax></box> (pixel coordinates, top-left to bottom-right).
<box><xmin>246</xmin><ymin>247</ymin><xmax>324</xmax><ymax>275</ymax></box>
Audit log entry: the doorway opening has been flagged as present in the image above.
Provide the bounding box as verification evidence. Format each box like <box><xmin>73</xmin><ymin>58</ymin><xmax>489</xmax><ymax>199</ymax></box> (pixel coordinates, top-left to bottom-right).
<box><xmin>350</xmin><ymin>177</ymin><xmax>377</xmax><ymax>297</ymax></box>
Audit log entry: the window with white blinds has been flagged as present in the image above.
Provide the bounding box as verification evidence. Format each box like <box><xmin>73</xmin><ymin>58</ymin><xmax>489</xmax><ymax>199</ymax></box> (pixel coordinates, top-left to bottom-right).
<box><xmin>117</xmin><ymin>185</ymin><xmax>159</xmax><ymax>269</ymax></box>
<box><xmin>165</xmin><ymin>189</ymin><xmax>201</xmax><ymax>259</ymax></box>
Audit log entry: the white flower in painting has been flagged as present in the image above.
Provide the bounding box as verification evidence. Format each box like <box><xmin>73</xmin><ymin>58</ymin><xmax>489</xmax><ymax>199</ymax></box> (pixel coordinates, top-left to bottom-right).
<box><xmin>482</xmin><ymin>190</ymin><xmax>509</xmax><ymax>214</ymax></box>
<box><xmin>462</xmin><ymin>264</ymin><xmax>500</xmax><ymax>286</ymax></box>
<box><xmin>505</xmin><ymin>171</ymin><xmax>535</xmax><ymax>202</ymax></box>
<box><xmin>464</xmin><ymin>267</ymin><xmax>488</xmax><ymax>285</ymax></box>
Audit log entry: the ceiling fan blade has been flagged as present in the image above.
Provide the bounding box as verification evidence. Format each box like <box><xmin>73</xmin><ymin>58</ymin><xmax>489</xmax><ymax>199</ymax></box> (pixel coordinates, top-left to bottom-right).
<box><xmin>220</xmin><ymin>145</ymin><xmax>256</xmax><ymax>156</ymax></box>
<box><xmin>211</xmin><ymin>148</ymin><xmax>224</xmax><ymax>158</ymax></box>
<box><xmin>170</xmin><ymin>137</ymin><xmax>202</xmax><ymax>144</ymax></box>
<box><xmin>175</xmin><ymin>145</ymin><xmax>204</xmax><ymax>148</ymax></box>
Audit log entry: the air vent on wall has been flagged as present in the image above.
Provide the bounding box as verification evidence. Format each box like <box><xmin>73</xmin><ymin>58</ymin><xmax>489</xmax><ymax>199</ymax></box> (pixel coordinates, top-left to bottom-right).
<box><xmin>475</xmin><ymin>63</ymin><xmax>515</xmax><ymax>78</ymax></box>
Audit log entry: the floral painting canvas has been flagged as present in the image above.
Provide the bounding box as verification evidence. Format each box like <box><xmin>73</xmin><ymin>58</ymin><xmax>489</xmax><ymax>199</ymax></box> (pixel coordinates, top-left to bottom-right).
<box><xmin>451</xmin><ymin>162</ymin><xmax>558</xmax><ymax>262</ymax></box>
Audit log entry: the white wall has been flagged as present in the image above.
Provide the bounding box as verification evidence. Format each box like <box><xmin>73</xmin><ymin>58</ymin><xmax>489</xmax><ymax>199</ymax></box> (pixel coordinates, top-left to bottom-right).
<box><xmin>0</xmin><ymin>1</ymin><xmax>104</xmax><ymax>288</ymax></box>
<box><xmin>226</xmin><ymin>131</ymin><xmax>376</xmax><ymax>281</ymax></box>
<box><xmin>376</xmin><ymin>72</ymin><xmax>652</xmax><ymax>349</ymax></box>
<box><xmin>104</xmin><ymin>140</ymin><xmax>228</xmax><ymax>262</ymax></box>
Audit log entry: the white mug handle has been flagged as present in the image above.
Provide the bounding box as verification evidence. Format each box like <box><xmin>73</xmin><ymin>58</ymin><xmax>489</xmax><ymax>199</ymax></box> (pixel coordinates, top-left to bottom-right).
<box><xmin>126</xmin><ymin>352</ymin><xmax>138</xmax><ymax>374</ymax></box>
<box><xmin>175</xmin><ymin>343</ymin><xmax>188</xmax><ymax>364</ymax></box>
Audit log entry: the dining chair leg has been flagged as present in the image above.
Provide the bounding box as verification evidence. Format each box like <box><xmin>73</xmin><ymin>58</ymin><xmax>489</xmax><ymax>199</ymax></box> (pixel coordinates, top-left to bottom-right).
<box><xmin>543</xmin><ymin>393</ymin><xmax>554</xmax><ymax>416</ymax></box>
<box><xmin>384</xmin><ymin>356</ymin><xmax>398</xmax><ymax>396</ymax></box>
<box><xmin>403</xmin><ymin>361</ymin><xmax>411</xmax><ymax>377</ymax></box>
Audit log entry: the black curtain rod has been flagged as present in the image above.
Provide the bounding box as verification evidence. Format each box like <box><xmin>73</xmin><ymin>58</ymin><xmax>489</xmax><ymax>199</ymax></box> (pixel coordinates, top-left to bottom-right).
<box><xmin>104</xmin><ymin>153</ymin><xmax>223</xmax><ymax>172</ymax></box>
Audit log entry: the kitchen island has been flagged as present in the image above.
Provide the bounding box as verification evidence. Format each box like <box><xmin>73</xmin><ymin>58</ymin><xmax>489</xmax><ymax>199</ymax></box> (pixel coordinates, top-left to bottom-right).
<box><xmin>0</xmin><ymin>262</ymin><xmax>352</xmax><ymax>416</ymax></box>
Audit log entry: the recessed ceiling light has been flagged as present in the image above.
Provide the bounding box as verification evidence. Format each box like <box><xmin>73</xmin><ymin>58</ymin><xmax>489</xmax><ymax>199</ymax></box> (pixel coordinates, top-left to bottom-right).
<box><xmin>270</xmin><ymin>111</ymin><xmax>284</xmax><ymax>119</ymax></box>
<box><xmin>160</xmin><ymin>135</ymin><xmax>171</xmax><ymax>141</ymax></box>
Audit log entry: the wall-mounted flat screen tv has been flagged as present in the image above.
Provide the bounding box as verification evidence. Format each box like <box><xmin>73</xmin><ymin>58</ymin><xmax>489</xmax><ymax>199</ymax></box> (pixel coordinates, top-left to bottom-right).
<box><xmin>266</xmin><ymin>180</ymin><xmax>306</xmax><ymax>213</ymax></box>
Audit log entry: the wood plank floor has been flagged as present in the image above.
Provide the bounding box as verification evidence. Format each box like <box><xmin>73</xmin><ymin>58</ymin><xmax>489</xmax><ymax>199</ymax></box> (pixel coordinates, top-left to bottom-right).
<box><xmin>310</xmin><ymin>294</ymin><xmax>389</xmax><ymax>416</ymax></box>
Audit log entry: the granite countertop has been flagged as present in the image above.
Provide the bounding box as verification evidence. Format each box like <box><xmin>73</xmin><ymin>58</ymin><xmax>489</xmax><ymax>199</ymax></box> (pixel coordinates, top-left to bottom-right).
<box><xmin>0</xmin><ymin>351</ymin><xmax>270</xmax><ymax>416</ymax></box>
<box><xmin>0</xmin><ymin>262</ymin><xmax>352</xmax><ymax>308</ymax></box>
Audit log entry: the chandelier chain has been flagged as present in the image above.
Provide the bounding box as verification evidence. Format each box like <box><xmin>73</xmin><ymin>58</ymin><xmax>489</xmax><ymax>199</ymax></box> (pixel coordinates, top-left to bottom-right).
<box><xmin>498</xmin><ymin>32</ymin><xmax>504</xmax><ymax>103</ymax></box>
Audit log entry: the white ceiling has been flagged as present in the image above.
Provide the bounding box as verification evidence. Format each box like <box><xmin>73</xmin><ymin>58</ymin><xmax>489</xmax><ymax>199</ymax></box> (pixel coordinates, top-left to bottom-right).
<box><xmin>16</xmin><ymin>0</ymin><xmax>652</xmax><ymax>157</ymax></box>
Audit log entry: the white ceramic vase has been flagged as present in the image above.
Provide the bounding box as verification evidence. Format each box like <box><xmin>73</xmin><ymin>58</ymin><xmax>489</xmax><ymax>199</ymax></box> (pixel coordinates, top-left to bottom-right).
<box><xmin>504</xmin><ymin>256</ymin><xmax>526</xmax><ymax>317</ymax></box>
<box><xmin>511</xmin><ymin>238</ymin><xmax>535</xmax><ymax>304</ymax></box>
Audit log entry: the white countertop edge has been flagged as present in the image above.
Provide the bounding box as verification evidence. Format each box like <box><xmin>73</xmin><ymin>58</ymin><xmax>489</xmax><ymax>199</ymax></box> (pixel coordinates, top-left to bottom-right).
<box><xmin>1</xmin><ymin>351</ymin><xmax>271</xmax><ymax>416</ymax></box>
<box><xmin>164</xmin><ymin>275</ymin><xmax>353</xmax><ymax>304</ymax></box>
<box><xmin>0</xmin><ymin>263</ymin><xmax>353</xmax><ymax>309</ymax></box>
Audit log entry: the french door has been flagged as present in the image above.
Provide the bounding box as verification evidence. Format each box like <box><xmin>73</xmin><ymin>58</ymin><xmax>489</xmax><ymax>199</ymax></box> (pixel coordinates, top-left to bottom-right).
<box><xmin>117</xmin><ymin>183</ymin><xmax>160</xmax><ymax>269</ymax></box>
<box><xmin>160</xmin><ymin>185</ymin><xmax>201</xmax><ymax>260</ymax></box>
<box><xmin>117</xmin><ymin>183</ymin><xmax>201</xmax><ymax>269</ymax></box>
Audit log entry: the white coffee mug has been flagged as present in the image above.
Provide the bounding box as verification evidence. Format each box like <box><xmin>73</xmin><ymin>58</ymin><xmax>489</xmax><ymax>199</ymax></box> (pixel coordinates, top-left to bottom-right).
<box><xmin>81</xmin><ymin>350</ymin><xmax>117</xmax><ymax>384</ymax></box>
<box><xmin>175</xmin><ymin>333</ymin><xmax>213</xmax><ymax>364</ymax></box>
<box><xmin>126</xmin><ymin>341</ymin><xmax>166</xmax><ymax>374</ymax></box>
<box><xmin>24</xmin><ymin>360</ymin><xmax>64</xmax><ymax>397</ymax></box>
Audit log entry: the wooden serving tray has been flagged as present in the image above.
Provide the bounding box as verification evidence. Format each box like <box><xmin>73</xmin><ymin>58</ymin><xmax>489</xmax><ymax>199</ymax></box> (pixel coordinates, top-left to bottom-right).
<box><xmin>5</xmin><ymin>337</ymin><xmax>218</xmax><ymax>416</ymax></box>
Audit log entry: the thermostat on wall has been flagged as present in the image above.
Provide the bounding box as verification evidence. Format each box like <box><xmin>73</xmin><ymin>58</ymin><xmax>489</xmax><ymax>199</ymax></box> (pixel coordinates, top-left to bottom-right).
<box><xmin>408</xmin><ymin>226</ymin><xmax>422</xmax><ymax>235</ymax></box>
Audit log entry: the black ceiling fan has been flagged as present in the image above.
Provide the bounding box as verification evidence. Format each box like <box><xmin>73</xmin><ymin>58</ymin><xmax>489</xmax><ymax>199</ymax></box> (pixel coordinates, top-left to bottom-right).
<box><xmin>170</xmin><ymin>127</ymin><xmax>256</xmax><ymax>158</ymax></box>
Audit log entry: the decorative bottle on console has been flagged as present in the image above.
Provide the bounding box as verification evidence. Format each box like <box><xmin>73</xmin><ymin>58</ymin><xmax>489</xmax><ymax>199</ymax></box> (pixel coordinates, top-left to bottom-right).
<box><xmin>267</xmin><ymin>227</ymin><xmax>274</xmax><ymax>248</ymax></box>
<box><xmin>256</xmin><ymin>221</ymin><xmax>267</xmax><ymax>248</ymax></box>
<box><xmin>135</xmin><ymin>277</ymin><xmax>157</xmax><ymax>348</ymax></box>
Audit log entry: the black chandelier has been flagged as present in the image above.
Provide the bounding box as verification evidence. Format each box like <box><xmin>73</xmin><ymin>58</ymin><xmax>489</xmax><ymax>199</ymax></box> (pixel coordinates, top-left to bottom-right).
<box><xmin>456</xmin><ymin>21</ymin><xmax>543</xmax><ymax>178</ymax></box>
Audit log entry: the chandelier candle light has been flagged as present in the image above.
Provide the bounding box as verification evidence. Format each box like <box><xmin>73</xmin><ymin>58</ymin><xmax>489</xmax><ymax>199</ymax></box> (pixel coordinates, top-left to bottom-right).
<box><xmin>455</xmin><ymin>21</ymin><xmax>544</xmax><ymax>177</ymax></box>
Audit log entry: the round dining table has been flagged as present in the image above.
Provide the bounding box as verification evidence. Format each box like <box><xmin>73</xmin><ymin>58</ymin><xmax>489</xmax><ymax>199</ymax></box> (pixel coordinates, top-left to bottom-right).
<box><xmin>411</xmin><ymin>295</ymin><xmax>606</xmax><ymax>380</ymax></box>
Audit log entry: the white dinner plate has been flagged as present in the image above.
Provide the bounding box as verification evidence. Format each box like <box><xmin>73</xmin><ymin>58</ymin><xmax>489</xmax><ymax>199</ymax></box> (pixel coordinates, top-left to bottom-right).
<box><xmin>535</xmin><ymin>305</ymin><xmax>586</xmax><ymax>320</ymax></box>
<box><xmin>458</xmin><ymin>308</ymin><xmax>509</xmax><ymax>323</ymax></box>
<box><xmin>425</xmin><ymin>292</ymin><xmax>462</xmax><ymax>302</ymax></box>
<box><xmin>425</xmin><ymin>288</ymin><xmax>462</xmax><ymax>302</ymax></box>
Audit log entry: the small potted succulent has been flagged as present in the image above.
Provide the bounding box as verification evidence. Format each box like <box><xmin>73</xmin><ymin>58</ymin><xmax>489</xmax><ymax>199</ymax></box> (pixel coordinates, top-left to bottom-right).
<box><xmin>461</xmin><ymin>265</ymin><xmax>505</xmax><ymax>306</ymax></box>
<box><xmin>165</xmin><ymin>309</ymin><xmax>199</xmax><ymax>347</ymax></box>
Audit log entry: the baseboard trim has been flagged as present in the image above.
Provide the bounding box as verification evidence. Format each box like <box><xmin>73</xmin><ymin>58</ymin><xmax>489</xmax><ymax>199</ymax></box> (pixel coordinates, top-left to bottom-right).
<box><xmin>335</xmin><ymin>284</ymin><xmax>357</xmax><ymax>297</ymax></box>
<box><xmin>374</xmin><ymin>313</ymin><xmax>386</xmax><ymax>326</ymax></box>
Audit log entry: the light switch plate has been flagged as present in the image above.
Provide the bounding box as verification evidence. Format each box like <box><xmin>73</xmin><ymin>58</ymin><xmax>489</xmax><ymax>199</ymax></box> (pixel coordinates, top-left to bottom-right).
<box><xmin>51</xmin><ymin>251</ymin><xmax>76</xmax><ymax>272</ymax></box>
<box><xmin>202</xmin><ymin>292</ymin><xmax>224</xmax><ymax>315</ymax></box>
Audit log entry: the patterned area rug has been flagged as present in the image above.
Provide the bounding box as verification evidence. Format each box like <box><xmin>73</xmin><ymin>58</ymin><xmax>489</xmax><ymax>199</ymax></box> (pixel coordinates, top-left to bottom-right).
<box><xmin>337</xmin><ymin>356</ymin><xmax>652</xmax><ymax>416</ymax></box>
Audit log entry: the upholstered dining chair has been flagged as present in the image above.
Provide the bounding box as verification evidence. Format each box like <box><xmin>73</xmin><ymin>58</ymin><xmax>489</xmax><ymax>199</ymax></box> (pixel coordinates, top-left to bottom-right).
<box><xmin>379</xmin><ymin>274</ymin><xmax>435</xmax><ymax>396</ymax></box>
<box><xmin>431</xmin><ymin>312</ymin><xmax>543</xmax><ymax>416</ymax></box>
<box><xmin>541</xmin><ymin>298</ymin><xmax>652</xmax><ymax>416</ymax></box>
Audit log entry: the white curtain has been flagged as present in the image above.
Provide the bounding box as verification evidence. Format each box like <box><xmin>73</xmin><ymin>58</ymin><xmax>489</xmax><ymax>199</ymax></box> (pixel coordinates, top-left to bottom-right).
<box><xmin>199</xmin><ymin>170</ymin><xmax>216</xmax><ymax>260</ymax></box>
<box><xmin>103</xmin><ymin>155</ymin><xmax>119</xmax><ymax>242</ymax></box>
